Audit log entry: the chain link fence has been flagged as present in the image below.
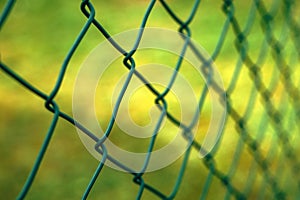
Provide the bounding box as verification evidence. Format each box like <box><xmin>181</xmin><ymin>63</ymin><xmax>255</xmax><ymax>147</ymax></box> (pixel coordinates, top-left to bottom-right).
<box><xmin>1</xmin><ymin>0</ymin><xmax>299</xmax><ymax>199</ymax></box>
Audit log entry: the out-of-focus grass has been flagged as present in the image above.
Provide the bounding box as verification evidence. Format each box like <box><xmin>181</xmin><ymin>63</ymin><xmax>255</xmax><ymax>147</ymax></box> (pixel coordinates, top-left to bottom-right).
<box><xmin>0</xmin><ymin>1</ymin><xmax>222</xmax><ymax>199</ymax></box>
<box><xmin>1</xmin><ymin>0</ymin><xmax>299</xmax><ymax>199</ymax></box>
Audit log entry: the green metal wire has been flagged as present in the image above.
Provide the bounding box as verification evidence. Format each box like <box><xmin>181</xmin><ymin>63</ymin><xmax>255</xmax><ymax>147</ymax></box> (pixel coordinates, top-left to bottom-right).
<box><xmin>1</xmin><ymin>0</ymin><xmax>300</xmax><ymax>199</ymax></box>
<box><xmin>0</xmin><ymin>0</ymin><xmax>15</xmax><ymax>29</ymax></box>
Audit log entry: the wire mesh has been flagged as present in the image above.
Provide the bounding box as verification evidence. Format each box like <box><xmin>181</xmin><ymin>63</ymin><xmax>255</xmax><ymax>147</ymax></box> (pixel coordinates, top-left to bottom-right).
<box><xmin>0</xmin><ymin>0</ymin><xmax>299</xmax><ymax>199</ymax></box>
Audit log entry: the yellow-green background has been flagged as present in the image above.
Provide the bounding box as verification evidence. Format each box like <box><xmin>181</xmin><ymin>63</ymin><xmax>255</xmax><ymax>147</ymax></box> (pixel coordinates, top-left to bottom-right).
<box><xmin>1</xmin><ymin>0</ymin><xmax>299</xmax><ymax>199</ymax></box>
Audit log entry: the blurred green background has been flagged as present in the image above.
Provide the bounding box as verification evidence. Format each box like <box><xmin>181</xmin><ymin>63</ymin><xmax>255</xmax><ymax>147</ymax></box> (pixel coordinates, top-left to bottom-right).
<box><xmin>1</xmin><ymin>0</ymin><xmax>300</xmax><ymax>199</ymax></box>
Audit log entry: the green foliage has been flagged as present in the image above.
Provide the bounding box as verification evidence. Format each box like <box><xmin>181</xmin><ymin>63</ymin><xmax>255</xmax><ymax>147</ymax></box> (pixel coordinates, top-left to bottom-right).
<box><xmin>1</xmin><ymin>0</ymin><xmax>299</xmax><ymax>199</ymax></box>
